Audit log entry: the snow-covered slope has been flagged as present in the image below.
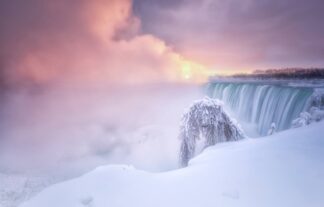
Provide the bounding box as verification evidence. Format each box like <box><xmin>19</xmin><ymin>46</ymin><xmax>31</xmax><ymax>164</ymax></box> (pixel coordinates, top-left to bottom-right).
<box><xmin>21</xmin><ymin>122</ymin><xmax>324</xmax><ymax>207</ymax></box>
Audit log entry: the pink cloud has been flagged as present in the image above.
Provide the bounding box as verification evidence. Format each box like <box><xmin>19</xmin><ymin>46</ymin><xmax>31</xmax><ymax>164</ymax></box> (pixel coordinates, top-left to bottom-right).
<box><xmin>1</xmin><ymin>0</ymin><xmax>210</xmax><ymax>89</ymax></box>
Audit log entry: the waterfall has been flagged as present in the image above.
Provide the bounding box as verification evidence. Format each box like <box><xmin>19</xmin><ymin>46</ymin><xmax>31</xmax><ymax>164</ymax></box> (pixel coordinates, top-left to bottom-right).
<box><xmin>207</xmin><ymin>82</ymin><xmax>314</xmax><ymax>136</ymax></box>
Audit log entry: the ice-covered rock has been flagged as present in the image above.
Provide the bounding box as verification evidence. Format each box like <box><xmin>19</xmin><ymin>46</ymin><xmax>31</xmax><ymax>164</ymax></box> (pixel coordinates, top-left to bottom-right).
<box><xmin>292</xmin><ymin>106</ymin><xmax>324</xmax><ymax>128</ymax></box>
<box><xmin>309</xmin><ymin>89</ymin><xmax>324</xmax><ymax>110</ymax></box>
<box><xmin>292</xmin><ymin>112</ymin><xmax>312</xmax><ymax>128</ymax></box>
<box><xmin>310</xmin><ymin>107</ymin><xmax>324</xmax><ymax>122</ymax></box>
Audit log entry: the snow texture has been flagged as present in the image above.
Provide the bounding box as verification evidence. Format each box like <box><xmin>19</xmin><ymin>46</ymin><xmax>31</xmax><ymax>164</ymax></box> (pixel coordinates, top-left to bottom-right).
<box><xmin>309</xmin><ymin>89</ymin><xmax>324</xmax><ymax>110</ymax></box>
<box><xmin>179</xmin><ymin>97</ymin><xmax>244</xmax><ymax>166</ymax></box>
<box><xmin>292</xmin><ymin>107</ymin><xmax>324</xmax><ymax>128</ymax></box>
<box><xmin>0</xmin><ymin>174</ymin><xmax>57</xmax><ymax>207</ymax></box>
<box><xmin>20</xmin><ymin>121</ymin><xmax>324</xmax><ymax>207</ymax></box>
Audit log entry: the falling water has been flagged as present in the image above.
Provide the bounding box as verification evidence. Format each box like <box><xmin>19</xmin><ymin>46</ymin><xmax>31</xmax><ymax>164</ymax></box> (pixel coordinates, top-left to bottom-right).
<box><xmin>207</xmin><ymin>82</ymin><xmax>314</xmax><ymax>136</ymax></box>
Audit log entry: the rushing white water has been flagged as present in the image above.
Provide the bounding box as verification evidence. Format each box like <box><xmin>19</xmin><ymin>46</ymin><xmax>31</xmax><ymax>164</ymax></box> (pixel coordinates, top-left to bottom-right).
<box><xmin>207</xmin><ymin>82</ymin><xmax>315</xmax><ymax>136</ymax></box>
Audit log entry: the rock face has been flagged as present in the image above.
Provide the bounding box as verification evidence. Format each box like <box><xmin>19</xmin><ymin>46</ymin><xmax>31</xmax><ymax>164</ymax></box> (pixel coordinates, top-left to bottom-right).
<box><xmin>179</xmin><ymin>97</ymin><xmax>244</xmax><ymax>166</ymax></box>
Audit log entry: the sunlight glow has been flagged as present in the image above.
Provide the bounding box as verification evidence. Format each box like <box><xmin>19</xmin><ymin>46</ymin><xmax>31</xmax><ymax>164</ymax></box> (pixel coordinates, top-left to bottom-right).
<box><xmin>176</xmin><ymin>57</ymin><xmax>215</xmax><ymax>83</ymax></box>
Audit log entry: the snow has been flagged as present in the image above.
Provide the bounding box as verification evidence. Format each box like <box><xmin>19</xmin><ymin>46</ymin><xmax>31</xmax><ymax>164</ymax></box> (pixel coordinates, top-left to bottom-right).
<box><xmin>0</xmin><ymin>174</ymin><xmax>56</xmax><ymax>207</ymax></box>
<box><xmin>292</xmin><ymin>107</ymin><xmax>324</xmax><ymax>128</ymax></box>
<box><xmin>179</xmin><ymin>97</ymin><xmax>244</xmax><ymax>166</ymax></box>
<box><xmin>310</xmin><ymin>107</ymin><xmax>324</xmax><ymax>121</ymax></box>
<box><xmin>21</xmin><ymin>121</ymin><xmax>324</xmax><ymax>207</ymax></box>
<box><xmin>0</xmin><ymin>85</ymin><xmax>202</xmax><ymax>207</ymax></box>
<box><xmin>267</xmin><ymin>122</ymin><xmax>276</xmax><ymax>135</ymax></box>
<box><xmin>292</xmin><ymin>112</ymin><xmax>312</xmax><ymax>128</ymax></box>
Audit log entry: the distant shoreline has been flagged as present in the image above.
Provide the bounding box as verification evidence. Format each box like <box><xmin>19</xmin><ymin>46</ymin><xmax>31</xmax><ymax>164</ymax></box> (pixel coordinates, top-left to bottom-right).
<box><xmin>211</xmin><ymin>68</ymin><xmax>324</xmax><ymax>81</ymax></box>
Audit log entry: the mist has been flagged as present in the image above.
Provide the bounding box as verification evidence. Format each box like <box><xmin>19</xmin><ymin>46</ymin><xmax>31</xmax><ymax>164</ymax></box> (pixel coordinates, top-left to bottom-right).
<box><xmin>0</xmin><ymin>0</ymin><xmax>207</xmax><ymax>177</ymax></box>
<box><xmin>0</xmin><ymin>84</ymin><xmax>202</xmax><ymax>177</ymax></box>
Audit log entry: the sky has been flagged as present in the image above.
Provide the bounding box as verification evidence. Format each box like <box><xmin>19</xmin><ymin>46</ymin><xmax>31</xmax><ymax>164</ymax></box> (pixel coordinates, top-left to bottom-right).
<box><xmin>1</xmin><ymin>0</ymin><xmax>324</xmax><ymax>87</ymax></box>
<box><xmin>134</xmin><ymin>0</ymin><xmax>324</xmax><ymax>72</ymax></box>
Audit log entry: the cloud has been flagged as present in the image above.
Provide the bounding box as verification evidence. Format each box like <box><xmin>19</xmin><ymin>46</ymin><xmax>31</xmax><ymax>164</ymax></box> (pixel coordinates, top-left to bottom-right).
<box><xmin>0</xmin><ymin>0</ymin><xmax>209</xmax><ymax>174</ymax></box>
<box><xmin>0</xmin><ymin>0</ymin><xmax>209</xmax><ymax>89</ymax></box>
<box><xmin>134</xmin><ymin>0</ymin><xmax>324</xmax><ymax>72</ymax></box>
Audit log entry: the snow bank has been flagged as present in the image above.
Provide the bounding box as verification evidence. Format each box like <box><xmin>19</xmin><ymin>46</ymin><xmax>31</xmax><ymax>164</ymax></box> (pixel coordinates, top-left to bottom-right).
<box><xmin>0</xmin><ymin>174</ymin><xmax>57</xmax><ymax>207</ymax></box>
<box><xmin>21</xmin><ymin>122</ymin><xmax>324</xmax><ymax>207</ymax></box>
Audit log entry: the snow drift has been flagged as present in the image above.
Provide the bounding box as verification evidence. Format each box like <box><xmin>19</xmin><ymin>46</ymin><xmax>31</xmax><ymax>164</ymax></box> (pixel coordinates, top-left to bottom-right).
<box><xmin>21</xmin><ymin>121</ymin><xmax>324</xmax><ymax>207</ymax></box>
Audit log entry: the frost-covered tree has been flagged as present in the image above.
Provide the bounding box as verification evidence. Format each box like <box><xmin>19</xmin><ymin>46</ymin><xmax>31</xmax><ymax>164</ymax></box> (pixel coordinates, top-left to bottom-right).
<box><xmin>179</xmin><ymin>97</ymin><xmax>244</xmax><ymax>167</ymax></box>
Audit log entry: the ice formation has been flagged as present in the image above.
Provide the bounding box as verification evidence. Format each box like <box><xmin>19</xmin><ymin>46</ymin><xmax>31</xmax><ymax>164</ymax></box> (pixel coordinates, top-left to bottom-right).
<box><xmin>179</xmin><ymin>97</ymin><xmax>244</xmax><ymax>166</ymax></box>
<box><xmin>267</xmin><ymin>122</ymin><xmax>276</xmax><ymax>135</ymax></box>
<box><xmin>292</xmin><ymin>106</ymin><xmax>324</xmax><ymax>128</ymax></box>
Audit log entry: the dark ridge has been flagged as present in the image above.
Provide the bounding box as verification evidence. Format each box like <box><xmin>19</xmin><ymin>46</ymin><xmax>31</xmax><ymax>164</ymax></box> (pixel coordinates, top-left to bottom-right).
<box><xmin>213</xmin><ymin>68</ymin><xmax>324</xmax><ymax>80</ymax></box>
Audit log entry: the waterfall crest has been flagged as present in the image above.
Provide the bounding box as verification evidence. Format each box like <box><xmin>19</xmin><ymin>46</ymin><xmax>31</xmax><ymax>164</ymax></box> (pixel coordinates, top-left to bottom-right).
<box><xmin>207</xmin><ymin>82</ymin><xmax>314</xmax><ymax>135</ymax></box>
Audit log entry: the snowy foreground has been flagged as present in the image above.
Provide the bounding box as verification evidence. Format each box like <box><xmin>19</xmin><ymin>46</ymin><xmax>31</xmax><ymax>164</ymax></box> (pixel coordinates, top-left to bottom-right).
<box><xmin>21</xmin><ymin>122</ymin><xmax>324</xmax><ymax>207</ymax></box>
